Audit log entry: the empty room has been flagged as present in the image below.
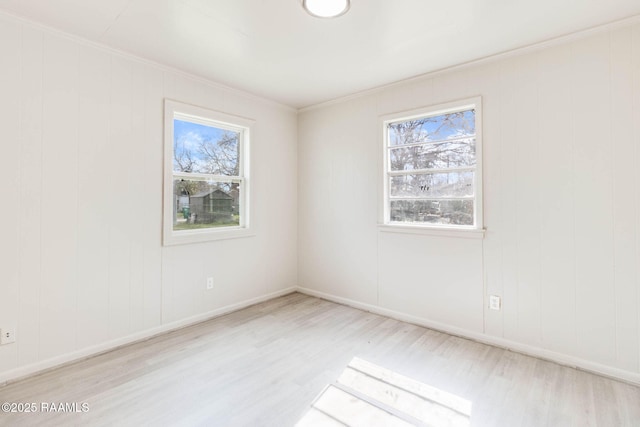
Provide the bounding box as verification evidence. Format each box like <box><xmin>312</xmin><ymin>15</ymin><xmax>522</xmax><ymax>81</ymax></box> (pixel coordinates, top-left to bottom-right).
<box><xmin>1</xmin><ymin>0</ymin><xmax>640</xmax><ymax>425</ymax></box>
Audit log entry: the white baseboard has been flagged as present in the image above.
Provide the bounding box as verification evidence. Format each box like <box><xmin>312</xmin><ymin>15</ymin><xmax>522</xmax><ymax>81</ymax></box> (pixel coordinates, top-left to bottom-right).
<box><xmin>3</xmin><ymin>285</ymin><xmax>639</xmax><ymax>387</ymax></box>
<box><xmin>296</xmin><ymin>286</ymin><xmax>640</xmax><ymax>387</ymax></box>
<box><xmin>0</xmin><ymin>287</ymin><xmax>296</xmax><ymax>386</ymax></box>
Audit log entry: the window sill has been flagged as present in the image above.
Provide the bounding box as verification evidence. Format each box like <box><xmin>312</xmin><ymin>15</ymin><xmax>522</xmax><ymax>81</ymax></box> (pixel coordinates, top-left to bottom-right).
<box><xmin>378</xmin><ymin>224</ymin><xmax>485</xmax><ymax>239</ymax></box>
<box><xmin>163</xmin><ymin>227</ymin><xmax>255</xmax><ymax>246</ymax></box>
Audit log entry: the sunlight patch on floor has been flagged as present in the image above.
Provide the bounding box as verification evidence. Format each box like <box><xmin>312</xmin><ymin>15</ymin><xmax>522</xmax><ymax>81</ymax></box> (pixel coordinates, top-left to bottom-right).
<box><xmin>296</xmin><ymin>357</ymin><xmax>472</xmax><ymax>427</ymax></box>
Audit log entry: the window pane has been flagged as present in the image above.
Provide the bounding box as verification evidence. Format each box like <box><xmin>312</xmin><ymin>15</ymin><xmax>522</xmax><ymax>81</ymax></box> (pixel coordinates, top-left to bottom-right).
<box><xmin>389</xmin><ymin>199</ymin><xmax>474</xmax><ymax>226</ymax></box>
<box><xmin>388</xmin><ymin>109</ymin><xmax>475</xmax><ymax>146</ymax></box>
<box><xmin>173</xmin><ymin>179</ymin><xmax>240</xmax><ymax>230</ymax></box>
<box><xmin>389</xmin><ymin>138</ymin><xmax>475</xmax><ymax>171</ymax></box>
<box><xmin>173</xmin><ymin>119</ymin><xmax>239</xmax><ymax>175</ymax></box>
<box><xmin>390</xmin><ymin>172</ymin><xmax>474</xmax><ymax>198</ymax></box>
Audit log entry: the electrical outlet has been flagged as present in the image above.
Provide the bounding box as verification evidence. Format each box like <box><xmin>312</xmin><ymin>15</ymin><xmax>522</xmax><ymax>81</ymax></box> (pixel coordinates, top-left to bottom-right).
<box><xmin>0</xmin><ymin>327</ymin><xmax>16</xmax><ymax>345</ymax></box>
<box><xmin>206</xmin><ymin>277</ymin><xmax>214</xmax><ymax>290</ymax></box>
<box><xmin>489</xmin><ymin>295</ymin><xmax>501</xmax><ymax>311</ymax></box>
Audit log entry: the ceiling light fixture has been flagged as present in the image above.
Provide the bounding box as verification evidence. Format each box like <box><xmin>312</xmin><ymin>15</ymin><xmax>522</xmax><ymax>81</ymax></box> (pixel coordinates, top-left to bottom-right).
<box><xmin>303</xmin><ymin>0</ymin><xmax>350</xmax><ymax>18</ymax></box>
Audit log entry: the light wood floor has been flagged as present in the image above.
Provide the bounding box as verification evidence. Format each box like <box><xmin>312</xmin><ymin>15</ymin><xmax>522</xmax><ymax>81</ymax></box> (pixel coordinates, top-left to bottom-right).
<box><xmin>1</xmin><ymin>293</ymin><xmax>639</xmax><ymax>426</ymax></box>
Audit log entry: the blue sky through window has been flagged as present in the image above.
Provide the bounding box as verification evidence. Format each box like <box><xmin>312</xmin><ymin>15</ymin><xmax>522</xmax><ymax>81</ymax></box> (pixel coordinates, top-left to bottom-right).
<box><xmin>388</xmin><ymin>109</ymin><xmax>475</xmax><ymax>146</ymax></box>
<box><xmin>173</xmin><ymin>118</ymin><xmax>239</xmax><ymax>175</ymax></box>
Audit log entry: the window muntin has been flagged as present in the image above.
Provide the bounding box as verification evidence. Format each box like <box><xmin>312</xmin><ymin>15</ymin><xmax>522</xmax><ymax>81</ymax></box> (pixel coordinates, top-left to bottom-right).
<box><xmin>389</xmin><ymin>172</ymin><xmax>474</xmax><ymax>199</ymax></box>
<box><xmin>164</xmin><ymin>100</ymin><xmax>252</xmax><ymax>245</ymax></box>
<box><xmin>388</xmin><ymin>138</ymin><xmax>476</xmax><ymax>171</ymax></box>
<box><xmin>383</xmin><ymin>98</ymin><xmax>482</xmax><ymax>230</ymax></box>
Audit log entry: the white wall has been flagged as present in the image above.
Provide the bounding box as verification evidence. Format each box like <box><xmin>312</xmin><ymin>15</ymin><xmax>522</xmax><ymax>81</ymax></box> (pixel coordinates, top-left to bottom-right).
<box><xmin>1</xmin><ymin>9</ymin><xmax>639</xmax><ymax>387</ymax></box>
<box><xmin>0</xmin><ymin>13</ymin><xmax>298</xmax><ymax>381</ymax></box>
<box><xmin>298</xmin><ymin>22</ymin><xmax>640</xmax><ymax>382</ymax></box>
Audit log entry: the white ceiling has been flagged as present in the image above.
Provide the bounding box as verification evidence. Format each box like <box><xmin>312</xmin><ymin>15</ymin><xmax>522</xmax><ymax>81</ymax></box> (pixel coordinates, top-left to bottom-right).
<box><xmin>1</xmin><ymin>0</ymin><xmax>639</xmax><ymax>108</ymax></box>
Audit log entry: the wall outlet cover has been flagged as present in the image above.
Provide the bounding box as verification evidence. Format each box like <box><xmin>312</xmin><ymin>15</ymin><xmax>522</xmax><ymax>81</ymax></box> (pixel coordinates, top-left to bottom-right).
<box><xmin>0</xmin><ymin>328</ymin><xmax>16</xmax><ymax>345</ymax></box>
<box><xmin>489</xmin><ymin>295</ymin><xmax>501</xmax><ymax>311</ymax></box>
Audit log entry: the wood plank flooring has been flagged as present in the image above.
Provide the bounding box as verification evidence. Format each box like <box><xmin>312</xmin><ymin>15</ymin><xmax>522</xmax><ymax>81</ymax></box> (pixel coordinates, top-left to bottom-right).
<box><xmin>0</xmin><ymin>292</ymin><xmax>639</xmax><ymax>426</ymax></box>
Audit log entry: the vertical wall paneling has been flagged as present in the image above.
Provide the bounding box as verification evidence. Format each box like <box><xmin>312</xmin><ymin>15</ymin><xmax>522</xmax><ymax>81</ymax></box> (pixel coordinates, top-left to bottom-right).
<box><xmin>497</xmin><ymin>59</ymin><xmax>519</xmax><ymax>341</ymax></box>
<box><xmin>327</xmin><ymin>98</ymin><xmax>378</xmax><ymax>305</ymax></box>
<box><xmin>0</xmin><ymin>12</ymin><xmax>298</xmax><ymax>382</ymax></box>
<box><xmin>4</xmin><ymin>10</ymin><xmax>640</xmax><ymax>384</ymax></box>
<box><xmin>298</xmin><ymin>21</ymin><xmax>640</xmax><ymax>380</ymax></box>
<box><xmin>40</xmin><ymin>34</ymin><xmax>79</xmax><ymax>360</ymax></box>
<box><xmin>107</xmin><ymin>55</ymin><xmax>133</xmax><ymax>339</ymax></box>
<box><xmin>571</xmin><ymin>34</ymin><xmax>616</xmax><ymax>365</ymax></box>
<box><xmin>158</xmin><ymin>71</ymin><xmax>299</xmax><ymax>325</ymax></box>
<box><xmin>296</xmin><ymin>113</ymin><xmax>314</xmax><ymax>293</ymax></box>
<box><xmin>375</xmin><ymin>79</ymin><xmax>433</xmax><ymax>118</ymax></box>
<box><xmin>537</xmin><ymin>43</ymin><xmax>577</xmax><ymax>356</ymax></box>
<box><xmin>129</xmin><ymin>61</ymin><xmax>147</xmax><ymax>333</ymax></box>
<box><xmin>513</xmin><ymin>53</ymin><xmax>542</xmax><ymax>346</ymax></box>
<box><xmin>378</xmin><ymin>233</ymin><xmax>484</xmax><ymax>332</ymax></box>
<box><xmin>375</xmin><ymin>73</ymin><xmax>484</xmax><ymax>330</ymax></box>
<box><xmin>0</xmin><ymin>17</ymin><xmax>21</xmax><ymax>371</ymax></box>
<box><xmin>258</xmin><ymin>109</ymin><xmax>298</xmax><ymax>296</ymax></box>
<box><xmin>160</xmin><ymin>71</ymin><xmax>175</xmax><ymax>325</ymax></box>
<box><xmin>142</xmin><ymin>65</ymin><xmax>163</xmax><ymax>331</ymax></box>
<box><xmin>164</xmin><ymin>247</ymin><xmax>200</xmax><ymax>323</ymax></box>
<box><xmin>18</xmin><ymin>26</ymin><xmax>43</xmax><ymax>367</ymax></box>
<box><xmin>76</xmin><ymin>45</ymin><xmax>111</xmax><ymax>350</ymax></box>
<box><xmin>633</xmin><ymin>26</ymin><xmax>640</xmax><ymax>373</ymax></box>
<box><xmin>610</xmin><ymin>27</ymin><xmax>639</xmax><ymax>372</ymax></box>
<box><xmin>298</xmin><ymin>102</ymin><xmax>374</xmax><ymax>302</ymax></box>
<box><xmin>432</xmin><ymin>70</ymin><xmax>468</xmax><ymax>105</ymax></box>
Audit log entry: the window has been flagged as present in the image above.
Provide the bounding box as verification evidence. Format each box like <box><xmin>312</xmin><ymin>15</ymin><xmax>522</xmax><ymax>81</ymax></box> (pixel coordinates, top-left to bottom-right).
<box><xmin>163</xmin><ymin>100</ymin><xmax>253</xmax><ymax>245</ymax></box>
<box><xmin>382</xmin><ymin>97</ymin><xmax>482</xmax><ymax>232</ymax></box>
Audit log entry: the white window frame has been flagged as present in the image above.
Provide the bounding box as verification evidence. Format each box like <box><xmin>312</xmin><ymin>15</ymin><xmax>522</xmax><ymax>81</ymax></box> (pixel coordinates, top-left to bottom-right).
<box><xmin>163</xmin><ymin>99</ymin><xmax>254</xmax><ymax>246</ymax></box>
<box><xmin>379</xmin><ymin>96</ymin><xmax>484</xmax><ymax>238</ymax></box>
